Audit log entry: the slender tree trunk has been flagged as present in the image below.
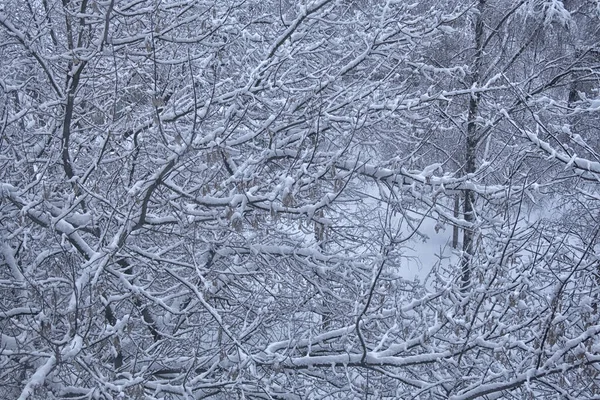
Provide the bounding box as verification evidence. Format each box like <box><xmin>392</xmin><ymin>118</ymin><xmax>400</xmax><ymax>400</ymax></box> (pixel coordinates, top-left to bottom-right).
<box><xmin>461</xmin><ymin>0</ymin><xmax>485</xmax><ymax>290</ymax></box>
<box><xmin>452</xmin><ymin>194</ymin><xmax>460</xmax><ymax>249</ymax></box>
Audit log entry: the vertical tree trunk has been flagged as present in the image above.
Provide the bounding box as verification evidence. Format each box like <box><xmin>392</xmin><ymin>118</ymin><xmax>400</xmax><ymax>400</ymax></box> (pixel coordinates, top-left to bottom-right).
<box><xmin>452</xmin><ymin>194</ymin><xmax>460</xmax><ymax>249</ymax></box>
<box><xmin>461</xmin><ymin>0</ymin><xmax>485</xmax><ymax>290</ymax></box>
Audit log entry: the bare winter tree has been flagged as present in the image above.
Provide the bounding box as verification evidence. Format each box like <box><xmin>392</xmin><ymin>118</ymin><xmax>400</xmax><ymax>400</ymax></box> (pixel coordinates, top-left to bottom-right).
<box><xmin>1</xmin><ymin>0</ymin><xmax>600</xmax><ymax>399</ymax></box>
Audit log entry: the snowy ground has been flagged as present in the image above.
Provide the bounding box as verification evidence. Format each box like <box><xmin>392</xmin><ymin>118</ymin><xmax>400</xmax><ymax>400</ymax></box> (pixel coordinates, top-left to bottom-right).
<box><xmin>398</xmin><ymin>198</ymin><xmax>559</xmax><ymax>282</ymax></box>
<box><xmin>398</xmin><ymin>214</ymin><xmax>457</xmax><ymax>282</ymax></box>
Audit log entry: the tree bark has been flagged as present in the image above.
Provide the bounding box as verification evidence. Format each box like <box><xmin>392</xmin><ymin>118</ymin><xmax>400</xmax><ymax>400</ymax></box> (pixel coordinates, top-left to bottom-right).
<box><xmin>461</xmin><ymin>0</ymin><xmax>485</xmax><ymax>290</ymax></box>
